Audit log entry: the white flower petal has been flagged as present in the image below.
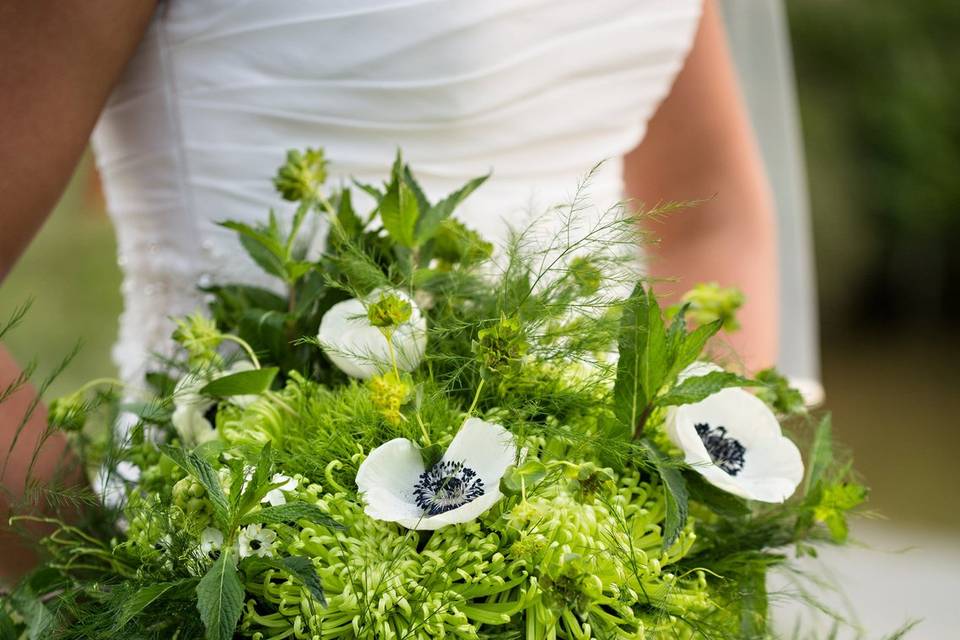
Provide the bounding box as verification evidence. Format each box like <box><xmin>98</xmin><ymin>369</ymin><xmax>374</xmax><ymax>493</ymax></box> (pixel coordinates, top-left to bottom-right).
<box><xmin>356</xmin><ymin>419</ymin><xmax>517</xmax><ymax>531</ymax></box>
<box><xmin>395</xmin><ymin>490</ymin><xmax>502</xmax><ymax>531</ymax></box>
<box><xmin>317</xmin><ymin>290</ymin><xmax>426</xmax><ymax>379</ymax></box>
<box><xmin>667</xmin><ymin>386</ymin><xmax>803</xmax><ymax>503</ymax></box>
<box><xmin>356</xmin><ymin>438</ymin><xmax>427</xmax><ymax>521</ymax></box>
<box><xmin>200</xmin><ymin>528</ymin><xmax>223</xmax><ymax>555</ymax></box>
<box><xmin>263</xmin><ymin>489</ymin><xmax>286</xmax><ymax>507</ymax></box>
<box><xmin>441</xmin><ymin>418</ymin><xmax>517</xmax><ymax>488</ymax></box>
<box><xmin>677</xmin><ymin>361</ymin><xmax>724</xmax><ymax>383</ymax></box>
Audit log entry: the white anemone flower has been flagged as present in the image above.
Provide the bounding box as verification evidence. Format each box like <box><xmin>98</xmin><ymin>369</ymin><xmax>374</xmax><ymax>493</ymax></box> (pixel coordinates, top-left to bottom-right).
<box><xmin>171</xmin><ymin>360</ymin><xmax>258</xmax><ymax>446</ymax></box>
<box><xmin>91</xmin><ymin>460</ymin><xmax>142</xmax><ymax>511</ymax></box>
<box><xmin>262</xmin><ymin>473</ymin><xmax>298</xmax><ymax>507</ymax></box>
<box><xmin>356</xmin><ymin>417</ymin><xmax>517</xmax><ymax>530</ymax></box>
<box><xmin>199</xmin><ymin>527</ymin><xmax>224</xmax><ymax>559</ymax></box>
<box><xmin>238</xmin><ymin>524</ymin><xmax>277</xmax><ymax>559</ymax></box>
<box><xmin>317</xmin><ymin>288</ymin><xmax>426</xmax><ymax>380</ymax></box>
<box><xmin>171</xmin><ymin>373</ymin><xmax>217</xmax><ymax>447</ymax></box>
<box><xmin>665</xmin><ymin>365</ymin><xmax>803</xmax><ymax>503</ymax></box>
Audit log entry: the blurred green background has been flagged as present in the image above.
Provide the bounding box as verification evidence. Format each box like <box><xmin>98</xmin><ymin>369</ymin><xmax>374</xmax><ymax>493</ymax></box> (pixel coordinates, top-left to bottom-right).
<box><xmin>1</xmin><ymin>0</ymin><xmax>958</xmax><ymax>540</ymax></box>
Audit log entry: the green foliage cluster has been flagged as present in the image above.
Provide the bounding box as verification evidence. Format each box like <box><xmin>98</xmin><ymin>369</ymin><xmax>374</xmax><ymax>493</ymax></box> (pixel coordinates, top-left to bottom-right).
<box><xmin>0</xmin><ymin>150</ymin><xmax>866</xmax><ymax>639</ymax></box>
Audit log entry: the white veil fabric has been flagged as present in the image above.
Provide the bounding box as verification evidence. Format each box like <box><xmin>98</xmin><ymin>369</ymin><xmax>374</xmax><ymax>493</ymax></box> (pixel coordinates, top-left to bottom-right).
<box><xmin>720</xmin><ymin>0</ymin><xmax>823</xmax><ymax>404</ymax></box>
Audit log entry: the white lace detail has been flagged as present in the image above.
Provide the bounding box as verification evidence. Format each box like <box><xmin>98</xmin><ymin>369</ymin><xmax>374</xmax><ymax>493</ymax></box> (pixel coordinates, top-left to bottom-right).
<box><xmin>91</xmin><ymin>0</ymin><xmax>702</xmax><ymax>385</ymax></box>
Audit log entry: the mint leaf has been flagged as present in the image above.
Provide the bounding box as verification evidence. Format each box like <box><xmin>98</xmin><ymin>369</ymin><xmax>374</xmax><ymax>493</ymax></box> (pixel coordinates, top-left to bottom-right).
<box><xmin>200</xmin><ymin>368</ymin><xmax>278</xmax><ymax>398</ymax></box>
<box><xmin>403</xmin><ymin>165</ymin><xmax>432</xmax><ymax>218</ymax></box>
<box><xmin>237</xmin><ymin>442</ymin><xmax>272</xmax><ymax>514</ymax></box>
<box><xmin>242</xmin><ymin>556</ymin><xmax>327</xmax><ymax>609</ymax></box>
<box><xmin>684</xmin><ymin>471</ymin><xmax>750</xmax><ymax>519</ymax></box>
<box><xmin>415</xmin><ymin>174</ymin><xmax>489</xmax><ymax>245</ymax></box>
<box><xmin>613</xmin><ymin>284</ymin><xmax>669</xmax><ymax>436</ymax></box>
<box><xmin>219</xmin><ymin>220</ymin><xmax>286</xmax><ymax>279</ymax></box>
<box><xmin>117</xmin><ymin>581</ymin><xmax>186</xmax><ymax>628</ymax></box>
<box><xmin>281</xmin><ymin>557</ymin><xmax>326</xmax><ymax>608</ymax></box>
<box><xmin>642</xmin><ymin>441</ymin><xmax>688</xmax><ymax>550</ymax></box>
<box><xmin>379</xmin><ymin>154</ymin><xmax>420</xmax><ymax>248</ymax></box>
<box><xmin>239</xmin><ymin>502</ymin><xmax>344</xmax><ymax>530</ymax></box>
<box><xmin>196</xmin><ymin>548</ymin><xmax>244</xmax><ymax>640</ymax></box>
<box><xmin>9</xmin><ymin>582</ymin><xmax>54</xmax><ymax>640</ymax></box>
<box><xmin>333</xmin><ymin>188</ymin><xmax>364</xmax><ymax>239</ymax></box>
<box><xmin>656</xmin><ymin>371</ymin><xmax>754</xmax><ymax>407</ymax></box>
<box><xmin>162</xmin><ymin>447</ymin><xmax>231</xmax><ymax>530</ymax></box>
<box><xmin>804</xmin><ymin>414</ymin><xmax>834</xmax><ymax>494</ymax></box>
<box><xmin>669</xmin><ymin>320</ymin><xmax>723</xmax><ymax>382</ymax></box>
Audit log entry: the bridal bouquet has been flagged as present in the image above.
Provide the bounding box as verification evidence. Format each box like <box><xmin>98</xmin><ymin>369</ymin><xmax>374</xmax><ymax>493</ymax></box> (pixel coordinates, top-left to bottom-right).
<box><xmin>1</xmin><ymin>150</ymin><xmax>866</xmax><ymax>639</ymax></box>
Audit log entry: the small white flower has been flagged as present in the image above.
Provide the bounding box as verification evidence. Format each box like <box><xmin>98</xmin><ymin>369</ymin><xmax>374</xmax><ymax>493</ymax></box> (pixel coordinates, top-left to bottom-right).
<box><xmin>238</xmin><ymin>524</ymin><xmax>277</xmax><ymax>559</ymax></box>
<box><xmin>200</xmin><ymin>527</ymin><xmax>224</xmax><ymax>558</ymax></box>
<box><xmin>356</xmin><ymin>417</ymin><xmax>517</xmax><ymax>531</ymax></box>
<box><xmin>262</xmin><ymin>473</ymin><xmax>298</xmax><ymax>507</ymax></box>
<box><xmin>666</xmin><ymin>364</ymin><xmax>803</xmax><ymax>503</ymax></box>
<box><xmin>317</xmin><ymin>288</ymin><xmax>426</xmax><ymax>379</ymax></box>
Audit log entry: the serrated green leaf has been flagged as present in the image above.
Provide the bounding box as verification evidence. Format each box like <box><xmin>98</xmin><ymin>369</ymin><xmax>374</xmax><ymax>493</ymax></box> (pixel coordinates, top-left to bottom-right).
<box><xmin>415</xmin><ymin>174</ymin><xmax>489</xmax><ymax>244</ymax></box>
<box><xmin>333</xmin><ymin>188</ymin><xmax>364</xmax><ymax>239</ymax></box>
<box><xmin>804</xmin><ymin>414</ymin><xmax>834</xmax><ymax>494</ymax></box>
<box><xmin>684</xmin><ymin>471</ymin><xmax>751</xmax><ymax>519</ymax></box>
<box><xmin>403</xmin><ymin>165</ymin><xmax>431</xmax><ymax>217</ymax></box>
<box><xmin>200</xmin><ymin>367</ymin><xmax>278</xmax><ymax>398</ymax></box>
<box><xmin>379</xmin><ymin>154</ymin><xmax>419</xmax><ymax>247</ymax></box>
<box><xmin>242</xmin><ymin>556</ymin><xmax>326</xmax><ymax>609</ymax></box>
<box><xmin>613</xmin><ymin>284</ymin><xmax>669</xmax><ymax>436</ymax></box>
<box><xmin>281</xmin><ymin>556</ymin><xmax>326</xmax><ymax>608</ymax></box>
<box><xmin>237</xmin><ymin>442</ymin><xmax>272</xmax><ymax>514</ymax></box>
<box><xmin>196</xmin><ymin>548</ymin><xmax>244</xmax><ymax>640</ymax></box>
<box><xmin>642</xmin><ymin>441</ymin><xmax>688</xmax><ymax>550</ymax></box>
<box><xmin>656</xmin><ymin>371</ymin><xmax>754</xmax><ymax>407</ymax></box>
<box><xmin>669</xmin><ymin>319</ymin><xmax>723</xmax><ymax>381</ymax></box>
<box><xmin>161</xmin><ymin>446</ymin><xmax>231</xmax><ymax>529</ymax></box>
<box><xmin>117</xmin><ymin>581</ymin><xmax>183</xmax><ymax>628</ymax></box>
<box><xmin>0</xmin><ymin>605</ymin><xmax>20</xmax><ymax>640</ymax></box>
<box><xmin>219</xmin><ymin>221</ymin><xmax>286</xmax><ymax>278</ymax></box>
<box><xmin>352</xmin><ymin>179</ymin><xmax>384</xmax><ymax>203</ymax></box>
<box><xmin>9</xmin><ymin>583</ymin><xmax>54</xmax><ymax>640</ymax></box>
<box><xmin>239</xmin><ymin>502</ymin><xmax>344</xmax><ymax>530</ymax></box>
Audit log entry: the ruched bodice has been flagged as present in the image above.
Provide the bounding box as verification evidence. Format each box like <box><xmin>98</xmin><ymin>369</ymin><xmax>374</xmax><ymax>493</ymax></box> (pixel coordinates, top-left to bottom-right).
<box><xmin>91</xmin><ymin>0</ymin><xmax>702</xmax><ymax>384</ymax></box>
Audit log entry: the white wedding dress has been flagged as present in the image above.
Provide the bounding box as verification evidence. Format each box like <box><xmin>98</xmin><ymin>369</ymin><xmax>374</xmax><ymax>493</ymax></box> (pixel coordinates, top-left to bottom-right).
<box><xmin>92</xmin><ymin>0</ymin><xmax>708</xmax><ymax>386</ymax></box>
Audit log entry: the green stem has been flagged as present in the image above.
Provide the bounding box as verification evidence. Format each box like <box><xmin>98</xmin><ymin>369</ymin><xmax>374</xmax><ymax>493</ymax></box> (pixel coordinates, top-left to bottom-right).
<box><xmin>221</xmin><ymin>335</ymin><xmax>261</xmax><ymax>369</ymax></box>
<box><xmin>72</xmin><ymin>377</ymin><xmax>125</xmax><ymax>396</ymax></box>
<box><xmin>466</xmin><ymin>378</ymin><xmax>486</xmax><ymax>419</ymax></box>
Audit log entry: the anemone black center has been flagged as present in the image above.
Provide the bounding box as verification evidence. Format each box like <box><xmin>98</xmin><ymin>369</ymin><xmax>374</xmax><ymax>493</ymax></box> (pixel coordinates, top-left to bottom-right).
<box><xmin>695</xmin><ymin>423</ymin><xmax>746</xmax><ymax>476</ymax></box>
<box><xmin>249</xmin><ymin>539</ymin><xmax>262</xmax><ymax>551</ymax></box>
<box><xmin>413</xmin><ymin>460</ymin><xmax>484</xmax><ymax>516</ymax></box>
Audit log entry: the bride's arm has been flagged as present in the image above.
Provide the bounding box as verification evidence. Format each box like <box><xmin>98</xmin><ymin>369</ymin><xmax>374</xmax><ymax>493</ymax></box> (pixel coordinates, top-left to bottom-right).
<box><xmin>0</xmin><ymin>0</ymin><xmax>157</xmax><ymax>279</ymax></box>
<box><xmin>0</xmin><ymin>0</ymin><xmax>157</xmax><ymax>584</ymax></box>
<box><xmin>624</xmin><ymin>0</ymin><xmax>779</xmax><ymax>372</ymax></box>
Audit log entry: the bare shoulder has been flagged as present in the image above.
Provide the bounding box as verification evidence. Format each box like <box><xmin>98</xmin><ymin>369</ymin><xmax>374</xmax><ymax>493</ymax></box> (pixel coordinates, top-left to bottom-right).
<box><xmin>0</xmin><ymin>0</ymin><xmax>157</xmax><ymax>280</ymax></box>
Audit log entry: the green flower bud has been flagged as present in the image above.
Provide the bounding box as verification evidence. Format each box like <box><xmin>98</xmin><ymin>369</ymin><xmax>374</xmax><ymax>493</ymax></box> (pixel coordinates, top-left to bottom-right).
<box><xmin>677</xmin><ymin>282</ymin><xmax>745</xmax><ymax>332</ymax></box>
<box><xmin>568</xmin><ymin>256</ymin><xmax>602</xmax><ymax>297</ymax></box>
<box><xmin>273</xmin><ymin>148</ymin><xmax>328</xmax><ymax>202</ymax></box>
<box><xmin>48</xmin><ymin>392</ymin><xmax>88</xmax><ymax>432</ymax></box>
<box><xmin>366</xmin><ymin>292</ymin><xmax>412</xmax><ymax>329</ymax></box>
<box><xmin>474</xmin><ymin>314</ymin><xmax>528</xmax><ymax>376</ymax></box>
<box><xmin>172</xmin><ymin>313</ymin><xmax>223</xmax><ymax>366</ymax></box>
